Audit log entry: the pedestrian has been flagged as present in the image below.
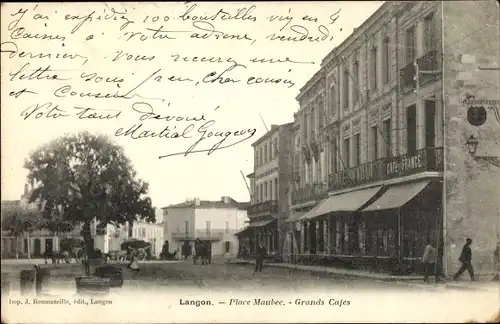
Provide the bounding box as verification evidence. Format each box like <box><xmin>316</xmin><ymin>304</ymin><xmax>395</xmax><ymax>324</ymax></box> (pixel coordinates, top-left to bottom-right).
<box><xmin>254</xmin><ymin>241</ymin><xmax>266</xmax><ymax>273</ymax></box>
<box><xmin>127</xmin><ymin>247</ymin><xmax>140</xmax><ymax>272</ymax></box>
<box><xmin>453</xmin><ymin>238</ymin><xmax>475</xmax><ymax>281</ymax></box>
<box><xmin>492</xmin><ymin>238</ymin><xmax>499</xmax><ymax>281</ymax></box>
<box><xmin>421</xmin><ymin>240</ymin><xmax>437</xmax><ymax>283</ymax></box>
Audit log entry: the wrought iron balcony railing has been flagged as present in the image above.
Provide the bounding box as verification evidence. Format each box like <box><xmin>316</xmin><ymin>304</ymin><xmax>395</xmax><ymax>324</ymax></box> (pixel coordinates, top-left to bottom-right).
<box><xmin>400</xmin><ymin>50</ymin><xmax>439</xmax><ymax>91</ymax></box>
<box><xmin>292</xmin><ymin>182</ymin><xmax>328</xmax><ymax>205</ymax></box>
<box><xmin>328</xmin><ymin>147</ymin><xmax>444</xmax><ymax>191</ymax></box>
<box><xmin>247</xmin><ymin>200</ymin><xmax>278</xmax><ymax>216</ymax></box>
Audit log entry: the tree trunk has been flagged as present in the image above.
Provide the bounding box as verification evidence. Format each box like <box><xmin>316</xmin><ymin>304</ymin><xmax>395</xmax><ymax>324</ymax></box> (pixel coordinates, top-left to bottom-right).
<box><xmin>27</xmin><ymin>234</ymin><xmax>31</xmax><ymax>259</ymax></box>
<box><xmin>15</xmin><ymin>236</ymin><xmax>19</xmax><ymax>259</ymax></box>
<box><xmin>82</xmin><ymin>221</ymin><xmax>94</xmax><ymax>258</ymax></box>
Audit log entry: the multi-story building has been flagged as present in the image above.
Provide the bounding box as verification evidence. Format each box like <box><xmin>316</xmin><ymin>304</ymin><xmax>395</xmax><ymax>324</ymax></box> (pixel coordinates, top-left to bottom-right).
<box><xmin>162</xmin><ymin>196</ymin><xmax>249</xmax><ymax>257</ymax></box>
<box><xmin>236</xmin><ymin>124</ymin><xmax>293</xmax><ymax>257</ymax></box>
<box><xmin>286</xmin><ymin>0</ymin><xmax>499</xmax><ymax>277</ymax></box>
<box><xmin>287</xmin><ymin>1</ymin><xmax>446</xmax><ymax>273</ymax></box>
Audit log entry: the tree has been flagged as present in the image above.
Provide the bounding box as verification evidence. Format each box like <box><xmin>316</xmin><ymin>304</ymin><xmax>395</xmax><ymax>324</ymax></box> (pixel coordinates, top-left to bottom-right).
<box><xmin>1</xmin><ymin>205</ymin><xmax>42</xmax><ymax>259</ymax></box>
<box><xmin>24</xmin><ymin>131</ymin><xmax>155</xmax><ymax>256</ymax></box>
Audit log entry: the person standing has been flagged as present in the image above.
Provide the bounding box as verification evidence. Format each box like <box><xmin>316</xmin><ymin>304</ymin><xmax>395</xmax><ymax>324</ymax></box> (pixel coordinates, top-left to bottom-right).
<box><xmin>421</xmin><ymin>240</ymin><xmax>437</xmax><ymax>283</ymax></box>
<box><xmin>254</xmin><ymin>242</ymin><xmax>266</xmax><ymax>273</ymax></box>
<box><xmin>493</xmin><ymin>238</ymin><xmax>500</xmax><ymax>281</ymax></box>
<box><xmin>127</xmin><ymin>247</ymin><xmax>140</xmax><ymax>271</ymax></box>
<box><xmin>453</xmin><ymin>238</ymin><xmax>475</xmax><ymax>281</ymax></box>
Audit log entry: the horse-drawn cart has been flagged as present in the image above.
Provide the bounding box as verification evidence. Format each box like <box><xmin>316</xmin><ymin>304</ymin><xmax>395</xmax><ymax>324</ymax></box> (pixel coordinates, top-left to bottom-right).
<box><xmin>120</xmin><ymin>239</ymin><xmax>152</xmax><ymax>261</ymax></box>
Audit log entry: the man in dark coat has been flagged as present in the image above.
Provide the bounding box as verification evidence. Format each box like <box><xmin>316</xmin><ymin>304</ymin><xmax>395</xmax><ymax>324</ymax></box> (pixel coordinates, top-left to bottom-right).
<box><xmin>254</xmin><ymin>242</ymin><xmax>266</xmax><ymax>273</ymax></box>
<box><xmin>453</xmin><ymin>238</ymin><xmax>475</xmax><ymax>281</ymax></box>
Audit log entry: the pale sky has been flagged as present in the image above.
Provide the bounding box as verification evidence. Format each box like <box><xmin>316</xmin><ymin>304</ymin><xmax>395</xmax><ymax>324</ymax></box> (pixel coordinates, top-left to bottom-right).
<box><xmin>1</xmin><ymin>1</ymin><xmax>383</xmax><ymax>208</ymax></box>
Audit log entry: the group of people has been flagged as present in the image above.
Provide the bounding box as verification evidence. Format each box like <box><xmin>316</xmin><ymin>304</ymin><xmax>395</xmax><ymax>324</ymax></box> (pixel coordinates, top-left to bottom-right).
<box><xmin>421</xmin><ymin>237</ymin><xmax>500</xmax><ymax>283</ymax></box>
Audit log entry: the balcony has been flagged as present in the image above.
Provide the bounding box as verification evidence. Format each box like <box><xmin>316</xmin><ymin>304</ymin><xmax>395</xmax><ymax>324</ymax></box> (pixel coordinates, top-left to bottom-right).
<box><xmin>328</xmin><ymin>147</ymin><xmax>444</xmax><ymax>191</ymax></box>
<box><xmin>247</xmin><ymin>200</ymin><xmax>278</xmax><ymax>216</ymax></box>
<box><xmin>400</xmin><ymin>50</ymin><xmax>438</xmax><ymax>91</ymax></box>
<box><xmin>292</xmin><ymin>182</ymin><xmax>328</xmax><ymax>205</ymax></box>
<box><xmin>171</xmin><ymin>230</ymin><xmax>225</xmax><ymax>241</ymax></box>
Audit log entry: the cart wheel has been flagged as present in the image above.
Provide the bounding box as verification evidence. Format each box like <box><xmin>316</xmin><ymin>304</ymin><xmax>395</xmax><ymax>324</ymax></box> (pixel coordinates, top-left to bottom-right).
<box><xmin>137</xmin><ymin>248</ymin><xmax>146</xmax><ymax>261</ymax></box>
<box><xmin>75</xmin><ymin>248</ymin><xmax>84</xmax><ymax>263</ymax></box>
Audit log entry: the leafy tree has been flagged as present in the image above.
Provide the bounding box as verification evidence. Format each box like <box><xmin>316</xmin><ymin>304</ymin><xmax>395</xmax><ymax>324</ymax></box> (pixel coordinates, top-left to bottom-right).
<box><xmin>1</xmin><ymin>205</ymin><xmax>42</xmax><ymax>259</ymax></box>
<box><xmin>24</xmin><ymin>132</ymin><xmax>155</xmax><ymax>256</ymax></box>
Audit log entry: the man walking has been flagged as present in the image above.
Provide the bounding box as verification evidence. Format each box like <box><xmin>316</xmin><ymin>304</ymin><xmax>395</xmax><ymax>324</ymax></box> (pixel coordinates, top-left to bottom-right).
<box><xmin>254</xmin><ymin>242</ymin><xmax>266</xmax><ymax>273</ymax></box>
<box><xmin>421</xmin><ymin>240</ymin><xmax>437</xmax><ymax>283</ymax></box>
<box><xmin>453</xmin><ymin>238</ymin><xmax>475</xmax><ymax>281</ymax></box>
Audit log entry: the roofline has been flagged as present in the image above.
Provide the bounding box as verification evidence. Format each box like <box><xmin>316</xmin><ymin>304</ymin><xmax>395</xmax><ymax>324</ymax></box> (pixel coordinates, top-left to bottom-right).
<box><xmin>251</xmin><ymin>122</ymin><xmax>293</xmax><ymax>147</ymax></box>
<box><xmin>296</xmin><ymin>1</ymin><xmax>392</xmax><ymax>101</ymax></box>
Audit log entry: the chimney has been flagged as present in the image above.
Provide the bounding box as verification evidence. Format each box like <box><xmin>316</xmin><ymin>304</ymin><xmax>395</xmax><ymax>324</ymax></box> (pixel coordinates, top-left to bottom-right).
<box><xmin>221</xmin><ymin>196</ymin><xmax>230</xmax><ymax>204</ymax></box>
<box><xmin>194</xmin><ymin>198</ymin><xmax>200</xmax><ymax>206</ymax></box>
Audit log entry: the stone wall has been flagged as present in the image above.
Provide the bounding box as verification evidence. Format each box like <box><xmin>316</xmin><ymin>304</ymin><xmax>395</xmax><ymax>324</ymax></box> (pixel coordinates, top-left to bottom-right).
<box><xmin>443</xmin><ymin>0</ymin><xmax>500</xmax><ymax>276</ymax></box>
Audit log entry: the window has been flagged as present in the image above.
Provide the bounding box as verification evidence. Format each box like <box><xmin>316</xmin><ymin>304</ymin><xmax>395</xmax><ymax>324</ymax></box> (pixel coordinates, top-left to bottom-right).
<box><xmin>225</xmin><ymin>241</ymin><xmax>231</xmax><ymax>253</ymax></box>
<box><xmin>371</xmin><ymin>126</ymin><xmax>378</xmax><ymax>161</ymax></box>
<box><xmin>343</xmin><ymin>138</ymin><xmax>350</xmax><ymax>168</ymax></box>
<box><xmin>184</xmin><ymin>220</ymin><xmax>188</xmax><ymax>234</ymax></box>
<box><xmin>406</xmin><ymin>105</ymin><xmax>417</xmax><ymax>155</ymax></box>
<box><xmin>343</xmin><ymin>70</ymin><xmax>349</xmax><ymax>109</ymax></box>
<box><xmin>225</xmin><ymin>221</ymin><xmax>229</xmax><ymax>233</ymax></box>
<box><xmin>269</xmin><ymin>181</ymin><xmax>274</xmax><ymax>200</ymax></box>
<box><xmin>263</xmin><ymin>182</ymin><xmax>267</xmax><ymax>201</ymax></box>
<box><xmin>274</xmin><ymin>139</ymin><xmax>278</xmax><ymax>157</ymax></box>
<box><xmin>206</xmin><ymin>221</ymin><xmax>211</xmax><ymax>234</ymax></box>
<box><xmin>255</xmin><ymin>150</ymin><xmax>259</xmax><ymax>167</ymax></box>
<box><xmin>382</xmin><ymin>37</ymin><xmax>390</xmax><ymax>84</ymax></box>
<box><xmin>425</xmin><ymin>100</ymin><xmax>436</xmax><ymax>148</ymax></box>
<box><xmin>264</xmin><ymin>143</ymin><xmax>268</xmax><ymax>163</ymax></box>
<box><xmin>423</xmin><ymin>13</ymin><xmax>435</xmax><ymax>52</ymax></box>
<box><xmin>317</xmin><ymin>158</ymin><xmax>322</xmax><ymax>182</ymax></box>
<box><xmin>382</xmin><ymin>118</ymin><xmax>392</xmax><ymax>158</ymax></box>
<box><xmin>329</xmin><ymin>85</ymin><xmax>336</xmax><ymax>115</ymax></box>
<box><xmin>269</xmin><ymin>140</ymin><xmax>273</xmax><ymax>160</ymax></box>
<box><xmin>370</xmin><ymin>47</ymin><xmax>378</xmax><ymax>90</ymax></box>
<box><xmin>405</xmin><ymin>26</ymin><xmax>416</xmax><ymax>64</ymax></box>
<box><xmin>307</xmin><ymin>163</ymin><xmax>313</xmax><ymax>183</ymax></box>
<box><xmin>311</xmin><ymin>106</ymin><xmax>316</xmax><ymax>137</ymax></box>
<box><xmin>303</xmin><ymin>113</ymin><xmax>308</xmax><ymax>142</ymax></box>
<box><xmin>259</xmin><ymin>147</ymin><xmax>263</xmax><ymax>166</ymax></box>
<box><xmin>354</xmin><ymin>133</ymin><xmax>361</xmax><ymax>166</ymax></box>
<box><xmin>352</xmin><ymin>61</ymin><xmax>359</xmax><ymax>104</ymax></box>
<box><xmin>274</xmin><ymin>178</ymin><xmax>278</xmax><ymax>200</ymax></box>
<box><xmin>318</xmin><ymin>100</ymin><xmax>324</xmax><ymax>128</ymax></box>
<box><xmin>255</xmin><ymin>186</ymin><xmax>259</xmax><ymax>203</ymax></box>
<box><xmin>330</xmin><ymin>139</ymin><xmax>338</xmax><ymax>173</ymax></box>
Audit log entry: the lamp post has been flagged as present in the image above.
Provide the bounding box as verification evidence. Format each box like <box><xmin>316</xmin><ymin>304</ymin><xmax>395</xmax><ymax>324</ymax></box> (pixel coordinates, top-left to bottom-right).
<box><xmin>465</xmin><ymin>135</ymin><xmax>500</xmax><ymax>167</ymax></box>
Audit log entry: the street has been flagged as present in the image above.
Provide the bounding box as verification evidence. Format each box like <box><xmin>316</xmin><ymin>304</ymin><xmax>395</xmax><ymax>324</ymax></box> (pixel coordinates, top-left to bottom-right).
<box><xmin>1</xmin><ymin>258</ymin><xmax>498</xmax><ymax>323</ymax></box>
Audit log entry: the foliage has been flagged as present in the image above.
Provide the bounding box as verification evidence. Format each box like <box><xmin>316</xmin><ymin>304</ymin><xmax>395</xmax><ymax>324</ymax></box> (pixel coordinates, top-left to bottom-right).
<box><xmin>24</xmin><ymin>132</ymin><xmax>156</xmax><ymax>249</ymax></box>
<box><xmin>1</xmin><ymin>205</ymin><xmax>42</xmax><ymax>236</ymax></box>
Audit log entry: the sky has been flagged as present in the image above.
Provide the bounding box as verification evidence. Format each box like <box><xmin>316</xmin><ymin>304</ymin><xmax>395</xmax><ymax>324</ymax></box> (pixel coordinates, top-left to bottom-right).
<box><xmin>1</xmin><ymin>1</ymin><xmax>384</xmax><ymax>209</ymax></box>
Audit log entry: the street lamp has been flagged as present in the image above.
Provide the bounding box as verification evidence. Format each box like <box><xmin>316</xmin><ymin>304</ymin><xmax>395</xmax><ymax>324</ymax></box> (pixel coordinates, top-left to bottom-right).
<box><xmin>465</xmin><ymin>134</ymin><xmax>500</xmax><ymax>167</ymax></box>
<box><xmin>465</xmin><ymin>135</ymin><xmax>479</xmax><ymax>156</ymax></box>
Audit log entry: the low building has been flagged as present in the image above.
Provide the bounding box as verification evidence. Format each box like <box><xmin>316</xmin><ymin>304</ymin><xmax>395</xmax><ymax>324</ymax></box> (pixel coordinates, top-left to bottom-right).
<box><xmin>162</xmin><ymin>196</ymin><xmax>249</xmax><ymax>257</ymax></box>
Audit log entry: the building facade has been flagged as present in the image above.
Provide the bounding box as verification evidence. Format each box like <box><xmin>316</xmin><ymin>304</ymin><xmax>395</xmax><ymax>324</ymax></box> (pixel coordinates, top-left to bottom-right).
<box><xmin>162</xmin><ymin>197</ymin><xmax>249</xmax><ymax>257</ymax></box>
<box><xmin>237</xmin><ymin>124</ymin><xmax>293</xmax><ymax>258</ymax></box>
<box><xmin>1</xmin><ymin>180</ymin><xmax>164</xmax><ymax>259</ymax></box>
<box><xmin>287</xmin><ymin>1</ymin><xmax>445</xmax><ymax>273</ymax></box>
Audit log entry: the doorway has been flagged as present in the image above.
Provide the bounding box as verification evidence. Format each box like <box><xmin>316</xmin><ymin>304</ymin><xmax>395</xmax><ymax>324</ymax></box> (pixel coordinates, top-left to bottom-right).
<box><xmin>34</xmin><ymin>239</ymin><xmax>41</xmax><ymax>256</ymax></box>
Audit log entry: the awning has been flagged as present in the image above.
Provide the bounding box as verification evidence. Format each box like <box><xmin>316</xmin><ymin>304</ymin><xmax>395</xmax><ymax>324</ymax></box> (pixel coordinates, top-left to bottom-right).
<box><xmin>235</xmin><ymin>227</ymin><xmax>252</xmax><ymax>237</ymax></box>
<box><xmin>304</xmin><ymin>186</ymin><xmax>383</xmax><ymax>220</ymax></box>
<box><xmin>249</xmin><ymin>219</ymin><xmax>276</xmax><ymax>228</ymax></box>
<box><xmin>363</xmin><ymin>180</ymin><xmax>431</xmax><ymax>212</ymax></box>
<box><xmin>299</xmin><ymin>202</ymin><xmax>324</xmax><ymax>221</ymax></box>
<box><xmin>285</xmin><ymin>211</ymin><xmax>305</xmax><ymax>223</ymax></box>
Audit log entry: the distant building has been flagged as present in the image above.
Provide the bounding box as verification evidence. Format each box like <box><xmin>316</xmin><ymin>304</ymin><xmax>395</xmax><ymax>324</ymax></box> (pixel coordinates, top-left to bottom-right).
<box><xmin>1</xmin><ymin>180</ymin><xmax>164</xmax><ymax>259</ymax></box>
<box><xmin>162</xmin><ymin>196</ymin><xmax>249</xmax><ymax>257</ymax></box>
<box><xmin>237</xmin><ymin>123</ymin><xmax>294</xmax><ymax>257</ymax></box>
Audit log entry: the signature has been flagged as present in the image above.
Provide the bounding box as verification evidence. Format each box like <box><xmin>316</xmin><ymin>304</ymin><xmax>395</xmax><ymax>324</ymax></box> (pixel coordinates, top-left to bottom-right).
<box><xmin>115</xmin><ymin>102</ymin><xmax>257</xmax><ymax>158</ymax></box>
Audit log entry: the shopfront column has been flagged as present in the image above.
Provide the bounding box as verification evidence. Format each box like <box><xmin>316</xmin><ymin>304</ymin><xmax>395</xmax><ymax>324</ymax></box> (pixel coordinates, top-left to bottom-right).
<box><xmin>336</xmin><ymin>219</ymin><xmax>341</xmax><ymax>253</ymax></box>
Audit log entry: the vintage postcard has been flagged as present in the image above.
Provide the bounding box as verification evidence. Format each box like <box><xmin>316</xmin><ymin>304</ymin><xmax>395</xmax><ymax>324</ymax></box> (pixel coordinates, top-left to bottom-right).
<box><xmin>1</xmin><ymin>1</ymin><xmax>499</xmax><ymax>323</ymax></box>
